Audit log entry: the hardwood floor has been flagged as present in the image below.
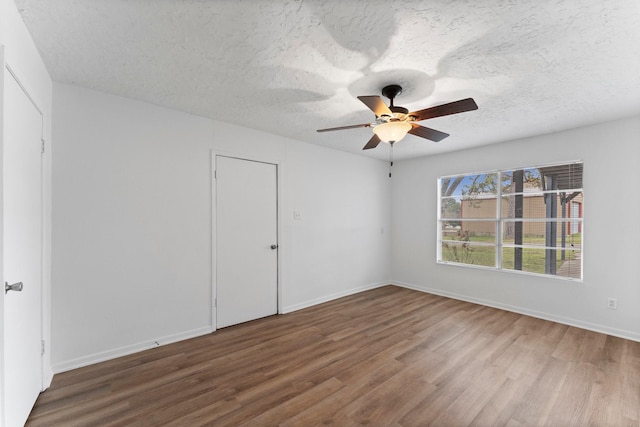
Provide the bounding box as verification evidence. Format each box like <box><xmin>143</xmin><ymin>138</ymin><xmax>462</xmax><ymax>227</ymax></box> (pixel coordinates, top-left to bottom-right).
<box><xmin>27</xmin><ymin>286</ymin><xmax>640</xmax><ymax>426</ymax></box>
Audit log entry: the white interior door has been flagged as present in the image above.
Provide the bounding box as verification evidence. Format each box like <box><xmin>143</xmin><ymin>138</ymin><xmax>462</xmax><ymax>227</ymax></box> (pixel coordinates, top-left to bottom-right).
<box><xmin>216</xmin><ymin>156</ymin><xmax>278</xmax><ymax>328</ymax></box>
<box><xmin>3</xmin><ymin>69</ymin><xmax>44</xmax><ymax>427</ymax></box>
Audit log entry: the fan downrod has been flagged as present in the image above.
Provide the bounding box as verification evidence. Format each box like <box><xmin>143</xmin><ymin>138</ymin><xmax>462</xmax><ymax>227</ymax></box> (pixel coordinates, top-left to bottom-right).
<box><xmin>381</xmin><ymin>85</ymin><xmax>403</xmax><ymax>104</ymax></box>
<box><xmin>381</xmin><ymin>84</ymin><xmax>408</xmax><ymax>114</ymax></box>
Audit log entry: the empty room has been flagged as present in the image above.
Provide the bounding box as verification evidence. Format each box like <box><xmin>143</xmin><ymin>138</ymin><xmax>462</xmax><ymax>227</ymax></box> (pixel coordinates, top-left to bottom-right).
<box><xmin>1</xmin><ymin>0</ymin><xmax>639</xmax><ymax>426</ymax></box>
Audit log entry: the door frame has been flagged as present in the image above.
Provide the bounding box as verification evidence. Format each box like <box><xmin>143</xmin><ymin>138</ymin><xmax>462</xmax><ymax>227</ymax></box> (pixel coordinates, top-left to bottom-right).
<box><xmin>210</xmin><ymin>150</ymin><xmax>284</xmax><ymax>331</ymax></box>
<box><xmin>1</xmin><ymin>53</ymin><xmax>47</xmax><ymax>423</ymax></box>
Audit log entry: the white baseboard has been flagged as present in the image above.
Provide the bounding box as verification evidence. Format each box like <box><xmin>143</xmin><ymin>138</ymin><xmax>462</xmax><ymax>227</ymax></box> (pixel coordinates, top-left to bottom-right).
<box><xmin>281</xmin><ymin>281</ymin><xmax>388</xmax><ymax>314</ymax></box>
<box><xmin>392</xmin><ymin>281</ymin><xmax>640</xmax><ymax>343</ymax></box>
<box><xmin>52</xmin><ymin>326</ymin><xmax>214</xmax><ymax>373</ymax></box>
<box><xmin>52</xmin><ymin>283</ymin><xmax>389</xmax><ymax>374</ymax></box>
<box><xmin>54</xmin><ymin>280</ymin><xmax>637</xmax><ymax>374</ymax></box>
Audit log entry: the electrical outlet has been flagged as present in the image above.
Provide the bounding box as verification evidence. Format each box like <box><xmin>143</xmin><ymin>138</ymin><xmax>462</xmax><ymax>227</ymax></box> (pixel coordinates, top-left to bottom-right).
<box><xmin>607</xmin><ymin>298</ymin><xmax>617</xmax><ymax>310</ymax></box>
<box><xmin>293</xmin><ymin>210</ymin><xmax>302</xmax><ymax>220</ymax></box>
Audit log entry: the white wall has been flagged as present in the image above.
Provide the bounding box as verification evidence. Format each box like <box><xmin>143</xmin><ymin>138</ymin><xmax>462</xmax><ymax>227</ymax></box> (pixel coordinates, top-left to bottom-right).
<box><xmin>391</xmin><ymin>116</ymin><xmax>640</xmax><ymax>341</ymax></box>
<box><xmin>283</xmin><ymin>141</ymin><xmax>391</xmax><ymax>311</ymax></box>
<box><xmin>52</xmin><ymin>83</ymin><xmax>391</xmax><ymax>371</ymax></box>
<box><xmin>0</xmin><ymin>0</ymin><xmax>54</xmax><ymax>402</ymax></box>
<box><xmin>52</xmin><ymin>84</ymin><xmax>214</xmax><ymax>370</ymax></box>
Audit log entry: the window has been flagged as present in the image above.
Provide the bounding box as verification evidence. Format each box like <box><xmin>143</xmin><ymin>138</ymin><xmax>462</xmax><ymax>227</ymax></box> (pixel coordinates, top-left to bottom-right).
<box><xmin>438</xmin><ymin>162</ymin><xmax>583</xmax><ymax>280</ymax></box>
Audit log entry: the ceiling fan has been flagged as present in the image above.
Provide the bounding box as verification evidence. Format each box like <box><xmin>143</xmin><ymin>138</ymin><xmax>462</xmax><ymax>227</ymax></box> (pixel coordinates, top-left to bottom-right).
<box><xmin>317</xmin><ymin>85</ymin><xmax>478</xmax><ymax>150</ymax></box>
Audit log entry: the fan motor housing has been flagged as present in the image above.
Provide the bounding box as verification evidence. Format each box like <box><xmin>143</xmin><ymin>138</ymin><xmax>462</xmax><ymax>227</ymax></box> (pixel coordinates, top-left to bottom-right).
<box><xmin>381</xmin><ymin>84</ymin><xmax>403</xmax><ymax>101</ymax></box>
<box><xmin>381</xmin><ymin>85</ymin><xmax>410</xmax><ymax>120</ymax></box>
<box><xmin>390</xmin><ymin>106</ymin><xmax>408</xmax><ymax>114</ymax></box>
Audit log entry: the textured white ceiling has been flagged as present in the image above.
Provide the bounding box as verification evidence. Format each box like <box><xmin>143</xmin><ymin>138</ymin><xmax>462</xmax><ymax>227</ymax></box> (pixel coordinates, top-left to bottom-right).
<box><xmin>15</xmin><ymin>0</ymin><xmax>640</xmax><ymax>160</ymax></box>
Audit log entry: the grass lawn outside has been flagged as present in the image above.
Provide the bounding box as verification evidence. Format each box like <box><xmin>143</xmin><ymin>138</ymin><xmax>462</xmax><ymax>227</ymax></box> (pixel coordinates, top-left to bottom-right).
<box><xmin>441</xmin><ymin>233</ymin><xmax>582</xmax><ymax>274</ymax></box>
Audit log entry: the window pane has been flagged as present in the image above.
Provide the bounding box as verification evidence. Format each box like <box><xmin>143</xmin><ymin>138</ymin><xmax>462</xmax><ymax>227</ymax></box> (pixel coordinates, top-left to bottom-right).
<box><xmin>441</xmin><ymin>242</ymin><xmax>496</xmax><ymax>267</ymax></box>
<box><xmin>538</xmin><ymin>163</ymin><xmax>583</xmax><ymax>191</ymax></box>
<box><xmin>441</xmin><ymin>173</ymin><xmax>498</xmax><ymax>220</ymax></box>
<box><xmin>501</xmin><ymin>221</ymin><xmax>582</xmax><ymax>250</ymax></box>
<box><xmin>441</xmin><ymin>173</ymin><xmax>498</xmax><ymax>198</ymax></box>
<box><xmin>441</xmin><ymin>196</ymin><xmax>496</xmax><ymax>219</ymax></box>
<box><xmin>460</xmin><ymin>173</ymin><xmax>498</xmax><ymax>196</ymax></box>
<box><xmin>502</xmin><ymin>164</ymin><xmax>582</xmax><ymax>194</ymax></box>
<box><xmin>502</xmin><ymin>247</ymin><xmax>582</xmax><ymax>279</ymax></box>
<box><xmin>501</xmin><ymin>168</ymin><xmax>543</xmax><ymax>194</ymax></box>
<box><xmin>440</xmin><ymin>196</ymin><xmax>462</xmax><ymax>219</ymax></box>
<box><xmin>457</xmin><ymin>221</ymin><xmax>497</xmax><ymax>238</ymax></box>
<box><xmin>501</xmin><ymin>192</ymin><xmax>583</xmax><ymax>219</ymax></box>
<box><xmin>441</xmin><ymin>223</ymin><xmax>497</xmax><ymax>242</ymax></box>
<box><xmin>460</xmin><ymin>197</ymin><xmax>498</xmax><ymax>219</ymax></box>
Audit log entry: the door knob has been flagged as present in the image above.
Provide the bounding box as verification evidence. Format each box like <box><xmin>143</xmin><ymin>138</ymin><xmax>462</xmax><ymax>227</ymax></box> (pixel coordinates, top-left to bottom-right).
<box><xmin>270</xmin><ymin>244</ymin><xmax>278</xmax><ymax>250</ymax></box>
<box><xmin>5</xmin><ymin>281</ymin><xmax>23</xmax><ymax>294</ymax></box>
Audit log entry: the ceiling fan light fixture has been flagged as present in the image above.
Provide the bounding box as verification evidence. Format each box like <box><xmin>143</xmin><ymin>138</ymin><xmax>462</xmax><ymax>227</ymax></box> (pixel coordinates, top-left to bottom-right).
<box><xmin>373</xmin><ymin>121</ymin><xmax>412</xmax><ymax>143</ymax></box>
<box><xmin>317</xmin><ymin>84</ymin><xmax>477</xmax><ymax>149</ymax></box>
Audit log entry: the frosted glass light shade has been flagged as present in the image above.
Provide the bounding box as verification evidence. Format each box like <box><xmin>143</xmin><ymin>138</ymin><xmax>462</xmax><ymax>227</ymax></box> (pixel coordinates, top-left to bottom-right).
<box><xmin>372</xmin><ymin>121</ymin><xmax>412</xmax><ymax>143</ymax></box>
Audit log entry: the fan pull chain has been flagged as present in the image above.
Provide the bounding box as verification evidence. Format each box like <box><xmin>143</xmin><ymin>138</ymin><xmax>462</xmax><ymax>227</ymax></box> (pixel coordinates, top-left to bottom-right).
<box><xmin>389</xmin><ymin>142</ymin><xmax>394</xmax><ymax>178</ymax></box>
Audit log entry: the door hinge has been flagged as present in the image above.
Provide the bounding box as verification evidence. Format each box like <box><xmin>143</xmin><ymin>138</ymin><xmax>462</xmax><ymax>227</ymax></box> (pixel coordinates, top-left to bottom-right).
<box><xmin>41</xmin><ymin>139</ymin><xmax>46</xmax><ymax>154</ymax></box>
<box><xmin>41</xmin><ymin>340</ymin><xmax>45</xmax><ymax>356</ymax></box>
<box><xmin>214</xmin><ymin>298</ymin><xmax>217</xmax><ymax>307</ymax></box>
<box><xmin>214</xmin><ymin>170</ymin><xmax>217</xmax><ymax>179</ymax></box>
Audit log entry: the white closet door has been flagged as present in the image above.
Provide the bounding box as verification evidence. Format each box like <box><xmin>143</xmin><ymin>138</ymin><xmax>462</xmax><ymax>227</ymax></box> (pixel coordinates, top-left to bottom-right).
<box><xmin>216</xmin><ymin>156</ymin><xmax>278</xmax><ymax>328</ymax></box>
<box><xmin>3</xmin><ymin>69</ymin><xmax>44</xmax><ymax>427</ymax></box>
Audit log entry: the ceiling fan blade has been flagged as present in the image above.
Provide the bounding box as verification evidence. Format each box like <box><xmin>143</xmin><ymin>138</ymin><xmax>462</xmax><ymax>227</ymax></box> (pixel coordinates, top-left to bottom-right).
<box><xmin>357</xmin><ymin>96</ymin><xmax>393</xmax><ymax>117</ymax></box>
<box><xmin>410</xmin><ymin>98</ymin><xmax>478</xmax><ymax>122</ymax></box>
<box><xmin>362</xmin><ymin>134</ymin><xmax>381</xmax><ymax>150</ymax></box>
<box><xmin>408</xmin><ymin>124</ymin><xmax>450</xmax><ymax>142</ymax></box>
<box><xmin>317</xmin><ymin>123</ymin><xmax>372</xmax><ymax>132</ymax></box>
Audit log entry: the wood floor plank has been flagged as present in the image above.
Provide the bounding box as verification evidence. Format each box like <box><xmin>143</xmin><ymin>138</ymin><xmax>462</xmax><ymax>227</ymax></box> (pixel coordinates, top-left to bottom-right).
<box><xmin>342</xmin><ymin>365</ymin><xmax>434</xmax><ymax>426</ymax></box>
<box><xmin>27</xmin><ymin>285</ymin><xmax>640</xmax><ymax>427</ymax></box>
<box><xmin>241</xmin><ymin>377</ymin><xmax>344</xmax><ymax>426</ymax></box>
<box><xmin>509</xmin><ymin>355</ymin><xmax>570</xmax><ymax>425</ymax></box>
<box><xmin>280</xmin><ymin>359</ymin><xmax>407</xmax><ymax>426</ymax></box>
<box><xmin>468</xmin><ymin>378</ymin><xmax>531</xmax><ymax>426</ymax></box>
<box><xmin>544</xmin><ymin>361</ymin><xmax>598</xmax><ymax>426</ymax></box>
<box><xmin>429</xmin><ymin>363</ymin><xmax>508</xmax><ymax>426</ymax></box>
<box><xmin>399</xmin><ymin>358</ymin><xmax>489</xmax><ymax>426</ymax></box>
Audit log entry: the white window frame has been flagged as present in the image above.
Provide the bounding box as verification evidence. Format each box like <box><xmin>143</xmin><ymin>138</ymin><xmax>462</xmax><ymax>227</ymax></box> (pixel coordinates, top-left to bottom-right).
<box><xmin>437</xmin><ymin>161</ymin><xmax>583</xmax><ymax>281</ymax></box>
